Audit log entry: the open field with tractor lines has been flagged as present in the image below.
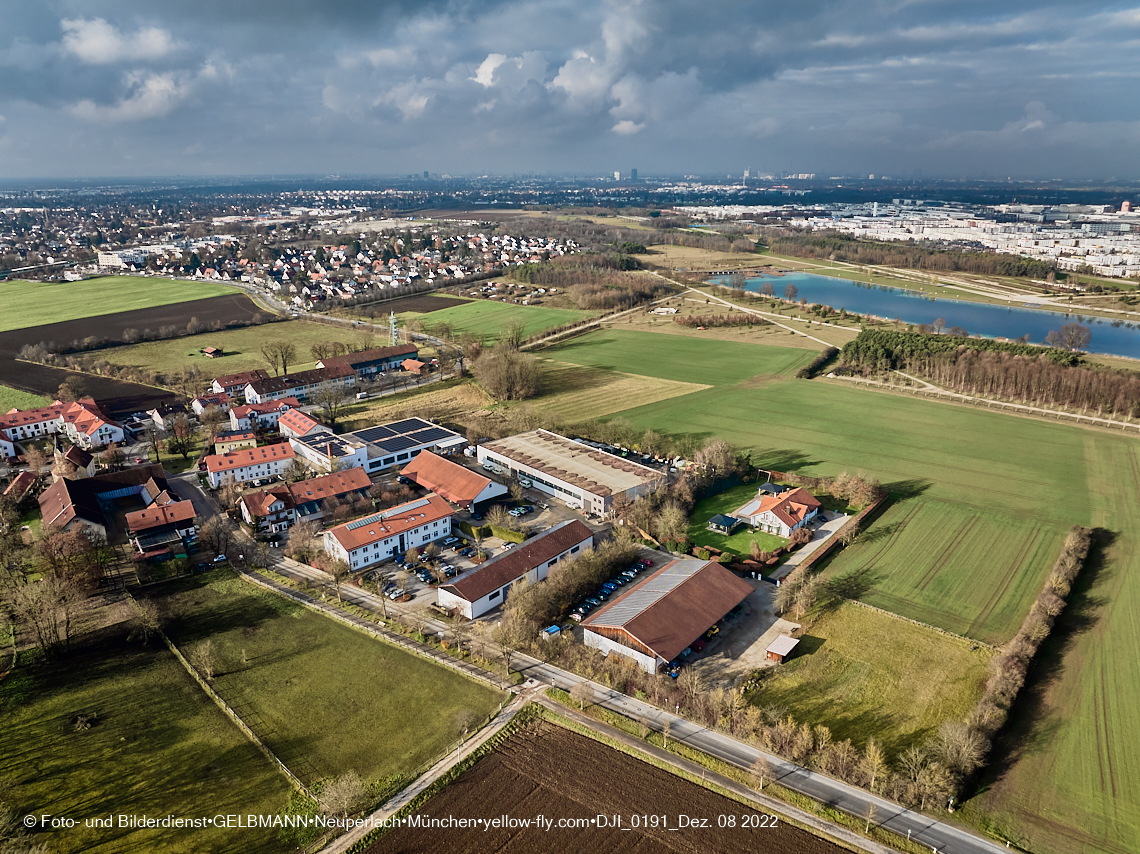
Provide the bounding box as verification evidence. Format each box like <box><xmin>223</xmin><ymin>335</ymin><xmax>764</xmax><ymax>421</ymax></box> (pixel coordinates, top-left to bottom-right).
<box><xmin>0</xmin><ymin>276</ymin><xmax>236</xmax><ymax>332</ymax></box>
<box><xmin>406</xmin><ymin>299</ymin><xmax>595</xmax><ymax>342</ymax></box>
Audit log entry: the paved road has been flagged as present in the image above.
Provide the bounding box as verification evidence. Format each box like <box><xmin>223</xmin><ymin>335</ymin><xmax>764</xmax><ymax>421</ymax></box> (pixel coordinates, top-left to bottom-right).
<box><xmin>182</xmin><ymin>475</ymin><xmax>1009</xmax><ymax>854</ymax></box>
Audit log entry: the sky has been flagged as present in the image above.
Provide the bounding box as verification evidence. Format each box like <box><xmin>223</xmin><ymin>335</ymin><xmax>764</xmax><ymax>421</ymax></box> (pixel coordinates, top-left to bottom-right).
<box><xmin>1</xmin><ymin>0</ymin><xmax>1138</xmax><ymax>181</ymax></box>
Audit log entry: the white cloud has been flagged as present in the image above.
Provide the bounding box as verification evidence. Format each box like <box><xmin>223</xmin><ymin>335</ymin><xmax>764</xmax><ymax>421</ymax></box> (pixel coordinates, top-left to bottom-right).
<box><xmin>472</xmin><ymin>54</ymin><xmax>509</xmax><ymax>88</ymax></box>
<box><xmin>61</xmin><ymin>18</ymin><xmax>178</xmax><ymax>64</ymax></box>
<box><xmin>70</xmin><ymin>71</ymin><xmax>192</xmax><ymax>123</ymax></box>
<box><xmin>611</xmin><ymin>119</ymin><xmax>644</xmax><ymax>134</ymax></box>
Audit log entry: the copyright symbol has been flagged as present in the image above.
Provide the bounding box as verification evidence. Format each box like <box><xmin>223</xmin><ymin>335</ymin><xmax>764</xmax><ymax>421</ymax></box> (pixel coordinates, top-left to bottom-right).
<box><xmin>23</xmin><ymin>815</ymin><xmax>37</xmax><ymax>828</ymax></box>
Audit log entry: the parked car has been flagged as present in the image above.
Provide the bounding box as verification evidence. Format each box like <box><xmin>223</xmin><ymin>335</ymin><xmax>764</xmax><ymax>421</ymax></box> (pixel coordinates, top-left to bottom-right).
<box><xmin>585</xmin><ymin>597</ymin><xmax>602</xmax><ymax>607</ymax></box>
<box><xmin>387</xmin><ymin>588</ymin><xmax>406</xmax><ymax>599</ymax></box>
<box><xmin>212</xmin><ymin>554</ymin><xmax>227</xmax><ymax>563</ymax></box>
<box><xmin>621</xmin><ymin>570</ymin><xmax>638</xmax><ymax>580</ymax></box>
<box><xmin>442</xmin><ymin>536</ymin><xmax>460</xmax><ymax>547</ymax></box>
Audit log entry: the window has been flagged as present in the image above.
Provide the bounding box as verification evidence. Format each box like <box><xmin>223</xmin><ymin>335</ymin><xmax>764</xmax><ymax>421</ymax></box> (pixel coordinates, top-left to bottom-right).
<box><xmin>489</xmin><ymin>590</ymin><xmax>500</xmax><ymax>600</ymax></box>
<box><xmin>570</xmin><ymin>545</ymin><xmax>580</xmax><ymax>554</ymax></box>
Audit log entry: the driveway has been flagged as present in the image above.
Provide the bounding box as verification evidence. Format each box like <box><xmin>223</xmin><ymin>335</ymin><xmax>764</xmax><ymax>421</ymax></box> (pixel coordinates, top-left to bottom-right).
<box><xmin>690</xmin><ymin>580</ymin><xmax>800</xmax><ymax>687</ymax></box>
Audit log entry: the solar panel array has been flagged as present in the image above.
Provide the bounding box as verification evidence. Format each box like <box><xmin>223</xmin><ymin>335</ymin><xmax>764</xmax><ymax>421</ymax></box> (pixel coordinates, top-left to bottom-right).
<box><xmin>592</xmin><ymin>560</ymin><xmax>705</xmax><ymax>627</ymax></box>
<box><xmin>350</xmin><ymin>418</ymin><xmax>461</xmax><ymax>453</ymax></box>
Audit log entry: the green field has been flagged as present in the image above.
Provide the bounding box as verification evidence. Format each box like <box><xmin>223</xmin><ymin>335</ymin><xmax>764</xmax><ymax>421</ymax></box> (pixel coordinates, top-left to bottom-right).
<box><xmin>545</xmin><ymin>327</ymin><xmax>1140</xmax><ymax>852</ymax></box>
<box><xmin>149</xmin><ymin>570</ymin><xmax>506</xmax><ymax>786</ymax></box>
<box><xmin>0</xmin><ymin>277</ymin><xmax>235</xmax><ymax>332</ymax></box>
<box><xmin>0</xmin><ymin>632</ymin><xmax>288</xmax><ymax>854</ymax></box>
<box><xmin>754</xmin><ymin>601</ymin><xmax>992</xmax><ymax>754</ymax></box>
<box><xmin>96</xmin><ymin>320</ymin><xmax>360</xmax><ymax>378</ymax></box>
<box><xmin>406</xmin><ymin>299</ymin><xmax>593</xmax><ymax>342</ymax></box>
<box><xmin>822</xmin><ymin>499</ymin><xmax>1066</xmax><ymax>644</ymax></box>
<box><xmin>548</xmin><ymin>328</ymin><xmax>814</xmax><ymax>386</ymax></box>
<box><xmin>0</xmin><ymin>384</ymin><xmax>49</xmax><ymax>412</ymax></box>
<box><xmin>687</xmin><ymin>482</ymin><xmax>788</xmax><ymax>557</ymax></box>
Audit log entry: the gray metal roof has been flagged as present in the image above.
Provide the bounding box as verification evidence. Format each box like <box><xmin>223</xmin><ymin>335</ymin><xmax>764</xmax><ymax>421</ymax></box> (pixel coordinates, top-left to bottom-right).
<box><xmin>591</xmin><ymin>559</ymin><xmax>708</xmax><ymax>628</ymax></box>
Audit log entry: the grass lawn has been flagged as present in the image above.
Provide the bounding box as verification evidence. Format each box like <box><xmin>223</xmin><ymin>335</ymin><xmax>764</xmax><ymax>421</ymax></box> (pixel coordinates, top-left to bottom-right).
<box><xmin>545</xmin><ymin>326</ymin><xmax>1140</xmax><ymax>852</ymax></box>
<box><xmin>0</xmin><ymin>631</ymin><xmax>289</xmax><ymax>854</ymax></box>
<box><xmin>147</xmin><ymin>569</ymin><xmax>506</xmax><ymax>786</ymax></box>
<box><xmin>821</xmin><ymin>498</ymin><xmax>1066</xmax><ymax>644</ymax></box>
<box><xmin>0</xmin><ymin>277</ymin><xmax>235</xmax><ymax>332</ymax></box>
<box><xmin>547</xmin><ymin>328</ymin><xmax>815</xmax><ymax>387</ymax></box>
<box><xmin>406</xmin><ymin>299</ymin><xmax>594</xmax><ymax>342</ymax></box>
<box><xmin>752</xmin><ymin>600</ymin><xmax>992</xmax><ymax>755</ymax></box>
<box><xmin>94</xmin><ymin>319</ymin><xmax>361</xmax><ymax>378</ymax></box>
<box><xmin>0</xmin><ymin>384</ymin><xmax>50</xmax><ymax>412</ymax></box>
<box><xmin>687</xmin><ymin>482</ymin><xmax>788</xmax><ymax>557</ymax></box>
<box><xmin>524</xmin><ymin>359</ymin><xmax>711</xmax><ymax>422</ymax></box>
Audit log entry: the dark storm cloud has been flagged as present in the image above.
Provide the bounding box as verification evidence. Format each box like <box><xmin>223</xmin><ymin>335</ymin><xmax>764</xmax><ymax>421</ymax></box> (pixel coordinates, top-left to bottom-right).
<box><xmin>0</xmin><ymin>0</ymin><xmax>1137</xmax><ymax>178</ymax></box>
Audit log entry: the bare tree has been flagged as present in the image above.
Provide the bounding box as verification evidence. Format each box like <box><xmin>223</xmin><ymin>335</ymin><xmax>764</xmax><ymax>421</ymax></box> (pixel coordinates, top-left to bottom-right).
<box><xmin>99</xmin><ymin>442</ymin><xmax>126</xmax><ymax>472</ymax></box>
<box><xmin>784</xmin><ymin>283</ymin><xmax>798</xmax><ymax>302</ymax></box>
<box><xmin>284</xmin><ymin>518</ymin><xmax>321</xmax><ymax>563</ymax></box>
<box><xmin>859</xmin><ymin>738</ymin><xmax>888</xmax><ymax>792</ymax></box>
<box><xmin>198</xmin><ymin>515</ymin><xmax>231</xmax><ymax>557</ymax></box>
<box><xmin>10</xmin><ymin>573</ymin><xmax>82</xmax><ymax>658</ymax></box>
<box><xmin>125</xmin><ymin>596</ymin><xmax>163</xmax><ymax>644</ymax></box>
<box><xmin>321</xmin><ymin>771</ymin><xmax>366</xmax><ymax>819</ymax></box>
<box><xmin>313</xmin><ymin>384</ymin><xmax>349</xmax><ymax>429</ymax></box>
<box><xmin>569</xmin><ymin>680</ymin><xmax>593</xmax><ymax>710</ymax></box>
<box><xmin>750</xmin><ymin>756</ymin><xmax>775</xmax><ymax>790</ymax></box>
<box><xmin>260</xmin><ymin>342</ymin><xmax>282</xmax><ymax>376</ymax></box>
<box><xmin>326</xmin><ymin>558</ymin><xmax>351</xmax><ymax>604</ymax></box>
<box><xmin>662</xmin><ymin>718</ymin><xmax>671</xmax><ymax>748</ymax></box>
<box><xmin>1058</xmin><ymin>322</ymin><xmax>1092</xmax><ymax>351</ymax></box>
<box><xmin>190</xmin><ymin>639</ymin><xmax>217</xmax><ymax>680</ymax></box>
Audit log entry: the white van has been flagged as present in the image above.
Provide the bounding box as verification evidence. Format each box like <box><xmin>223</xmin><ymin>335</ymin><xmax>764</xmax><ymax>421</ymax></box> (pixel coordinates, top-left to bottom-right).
<box><xmin>355</xmin><ymin>392</ymin><xmax>369</xmax><ymax>400</ymax></box>
<box><xmin>518</xmin><ymin>477</ymin><xmax>532</xmax><ymax>488</ymax></box>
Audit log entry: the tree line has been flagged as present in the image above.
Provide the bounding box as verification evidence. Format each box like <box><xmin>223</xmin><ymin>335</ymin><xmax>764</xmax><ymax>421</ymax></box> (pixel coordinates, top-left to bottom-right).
<box><xmin>763</xmin><ymin>230</ymin><xmax>1056</xmax><ymax>278</ymax></box>
<box><xmin>839</xmin><ymin>330</ymin><xmax>1140</xmax><ymax>416</ymax></box>
<box><xmin>673</xmin><ymin>313</ymin><xmax>770</xmax><ymax>329</ymax></box>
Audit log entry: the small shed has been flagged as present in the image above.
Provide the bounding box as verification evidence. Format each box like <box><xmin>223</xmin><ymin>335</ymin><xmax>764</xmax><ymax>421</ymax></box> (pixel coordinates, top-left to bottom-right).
<box><xmin>758</xmin><ymin>482</ymin><xmax>787</xmax><ymax>495</ymax></box>
<box><xmin>402</xmin><ymin>358</ymin><xmax>425</xmax><ymax>375</ymax></box>
<box><xmin>203</xmin><ymin>346</ymin><xmax>223</xmax><ymax>358</ymax></box>
<box><xmin>766</xmin><ymin>635</ymin><xmax>800</xmax><ymax>664</ymax></box>
<box><xmin>707</xmin><ymin>513</ymin><xmax>741</xmax><ymax>535</ymax></box>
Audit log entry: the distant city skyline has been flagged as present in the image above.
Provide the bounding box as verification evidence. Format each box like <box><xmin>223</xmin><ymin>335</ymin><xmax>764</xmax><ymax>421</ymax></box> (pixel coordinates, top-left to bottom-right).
<box><xmin>1</xmin><ymin>1</ymin><xmax>1138</xmax><ymax>180</ymax></box>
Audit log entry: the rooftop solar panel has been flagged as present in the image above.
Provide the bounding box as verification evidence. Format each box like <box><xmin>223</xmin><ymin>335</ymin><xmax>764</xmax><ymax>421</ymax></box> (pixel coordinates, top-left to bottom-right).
<box><xmin>353</xmin><ymin>425</ymin><xmax>398</xmax><ymax>442</ymax></box>
<box><xmin>387</xmin><ymin>417</ymin><xmax>433</xmax><ymax>433</ymax></box>
<box><xmin>409</xmin><ymin>426</ymin><xmax>451</xmax><ymax>443</ymax></box>
<box><xmin>382</xmin><ymin>497</ymin><xmax>430</xmax><ymax>518</ymax></box>
<box><xmin>375</xmin><ymin>435</ymin><xmax>418</xmax><ymax>453</ymax></box>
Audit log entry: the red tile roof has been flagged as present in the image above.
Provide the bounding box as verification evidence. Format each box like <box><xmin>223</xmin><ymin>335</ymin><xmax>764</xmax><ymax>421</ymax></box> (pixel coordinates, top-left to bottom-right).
<box><xmin>326</xmin><ymin>493</ymin><xmax>453</xmax><ymax>551</ymax></box>
<box><xmin>288</xmin><ymin>467</ymin><xmax>371</xmax><ymax>504</ymax></box>
<box><xmin>204</xmin><ymin>443</ymin><xmax>295</xmax><ymax>474</ymax></box>
<box><xmin>247</xmin><ymin>364</ymin><xmax>355</xmax><ymax>395</ymax></box>
<box><xmin>242</xmin><ymin>487</ymin><xmax>293</xmax><ymax>517</ymax></box>
<box><xmin>318</xmin><ymin>344</ymin><xmax>418</xmax><ymax>369</ymax></box>
<box><xmin>214</xmin><ymin>369</ymin><xmax>269</xmax><ymax>389</ymax></box>
<box><xmin>737</xmin><ymin>487</ymin><xmax>821</xmax><ymax>528</ymax></box>
<box><xmin>583</xmin><ymin>559</ymin><xmax>754</xmax><ymax>664</ymax></box>
<box><xmin>400</xmin><ymin>451</ymin><xmax>492</xmax><ymax>505</ymax></box>
<box><xmin>441</xmin><ymin>520</ymin><xmax>593</xmax><ymax>603</ymax></box>
<box><xmin>125</xmin><ymin>501</ymin><xmax>196</xmax><ymax>533</ymax></box>
<box><xmin>278</xmin><ymin>408</ymin><xmax>326</xmax><ymax>437</ymax></box>
<box><xmin>229</xmin><ymin>398</ymin><xmax>300</xmax><ymax>419</ymax></box>
<box><xmin>0</xmin><ymin>402</ymin><xmax>66</xmax><ymax>433</ymax></box>
<box><xmin>402</xmin><ymin>359</ymin><xmax>425</xmax><ymax>373</ymax></box>
<box><xmin>3</xmin><ymin>470</ymin><xmax>36</xmax><ymax>500</ymax></box>
<box><xmin>59</xmin><ymin>399</ymin><xmax>119</xmax><ymax>439</ymax></box>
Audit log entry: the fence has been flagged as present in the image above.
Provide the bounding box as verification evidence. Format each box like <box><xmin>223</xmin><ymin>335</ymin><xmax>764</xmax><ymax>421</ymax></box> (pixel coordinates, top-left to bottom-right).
<box><xmin>131</xmin><ymin>593</ymin><xmax>315</xmax><ymax>799</ymax></box>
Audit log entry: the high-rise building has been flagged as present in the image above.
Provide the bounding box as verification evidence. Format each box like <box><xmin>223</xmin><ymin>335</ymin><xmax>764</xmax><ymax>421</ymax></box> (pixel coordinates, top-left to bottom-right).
<box><xmin>423</xmin><ymin>171</ymin><xmax>429</xmax><ymax>180</ymax></box>
<box><xmin>1123</xmin><ymin>201</ymin><xmax>1133</xmax><ymax>213</ymax></box>
<box><xmin>630</xmin><ymin>168</ymin><xmax>638</xmax><ymax>181</ymax></box>
<box><xmin>613</xmin><ymin>171</ymin><xmax>621</xmax><ymax>180</ymax></box>
<box><xmin>743</xmin><ymin>169</ymin><xmax>750</xmax><ymax>179</ymax></box>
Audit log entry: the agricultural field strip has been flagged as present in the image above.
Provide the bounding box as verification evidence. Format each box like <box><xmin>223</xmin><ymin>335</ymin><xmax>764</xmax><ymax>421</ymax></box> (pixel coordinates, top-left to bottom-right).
<box><xmin>0</xmin><ymin>277</ymin><xmax>236</xmax><ymax>332</ymax></box>
<box><xmin>529</xmin><ymin>359</ymin><xmax>711</xmax><ymax>420</ymax></box>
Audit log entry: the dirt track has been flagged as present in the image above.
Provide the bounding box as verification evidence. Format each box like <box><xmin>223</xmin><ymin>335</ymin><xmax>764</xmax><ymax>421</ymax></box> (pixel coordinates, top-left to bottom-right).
<box><xmin>366</xmin><ymin>721</ymin><xmax>846</xmax><ymax>854</ymax></box>
<box><xmin>0</xmin><ymin>293</ymin><xmax>264</xmax><ymax>417</ymax></box>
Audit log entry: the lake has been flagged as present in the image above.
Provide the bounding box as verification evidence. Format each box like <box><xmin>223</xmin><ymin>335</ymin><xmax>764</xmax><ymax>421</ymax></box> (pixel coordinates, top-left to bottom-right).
<box><xmin>710</xmin><ymin>271</ymin><xmax>1140</xmax><ymax>359</ymax></box>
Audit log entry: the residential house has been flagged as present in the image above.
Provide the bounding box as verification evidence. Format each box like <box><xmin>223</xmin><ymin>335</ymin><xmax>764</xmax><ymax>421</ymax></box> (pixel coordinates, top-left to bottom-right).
<box><xmin>37</xmin><ymin>463</ymin><xmax>169</xmax><ymax>538</ymax></box>
<box><xmin>277</xmin><ymin>408</ymin><xmax>327</xmax><ymax>439</ymax></box>
<box><xmin>204</xmin><ymin>443</ymin><xmax>296</xmax><ymax>488</ymax></box>
<box><xmin>213</xmin><ymin>430</ymin><xmax>258</xmax><ymax>455</ymax></box>
<box><xmin>53</xmin><ymin>444</ymin><xmax>96</xmax><ymax>480</ymax></box>
<box><xmin>191</xmin><ymin>392</ymin><xmax>231</xmax><ymax>415</ymax></box>
<box><xmin>147</xmin><ymin>403</ymin><xmax>191</xmax><ymax>432</ymax></box>
<box><xmin>1</xmin><ymin>402</ymin><xmax>67</xmax><ymax>457</ymax></box>
<box><xmin>3</xmin><ymin>471</ymin><xmax>37</xmax><ymax>504</ymax></box>
<box><xmin>211</xmin><ymin>369</ymin><xmax>269</xmax><ymax>399</ymax></box>
<box><xmin>243</xmin><ymin>365</ymin><xmax>356</xmax><ymax>404</ymax></box>
<box><xmin>240</xmin><ymin>467</ymin><xmax>372</xmax><ymax>534</ymax></box>
<box><xmin>57</xmin><ymin>399</ymin><xmax>124</xmax><ymax>450</ymax></box>
<box><xmin>228</xmin><ymin>398</ymin><xmax>300</xmax><ymax>432</ymax></box>
<box><xmin>323</xmin><ymin>493</ymin><xmax>454</xmax><ymax>570</ymax></box>
<box><xmin>732</xmin><ymin>486</ymin><xmax>821</xmax><ymax>538</ymax></box>
<box><xmin>125</xmin><ymin>499</ymin><xmax>198</xmax><ymax>556</ymax></box>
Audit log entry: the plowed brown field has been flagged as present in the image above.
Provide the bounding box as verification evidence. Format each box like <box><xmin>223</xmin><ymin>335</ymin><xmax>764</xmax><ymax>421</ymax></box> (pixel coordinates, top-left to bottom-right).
<box><xmin>366</xmin><ymin>721</ymin><xmax>846</xmax><ymax>854</ymax></box>
<box><xmin>0</xmin><ymin>293</ymin><xmax>265</xmax><ymax>416</ymax></box>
